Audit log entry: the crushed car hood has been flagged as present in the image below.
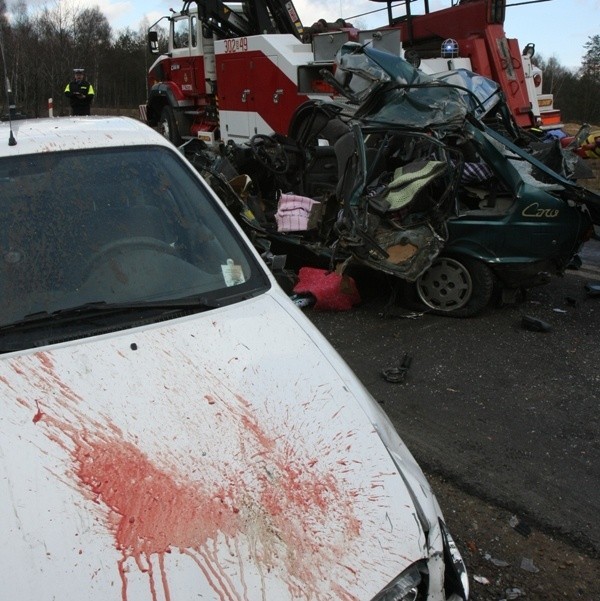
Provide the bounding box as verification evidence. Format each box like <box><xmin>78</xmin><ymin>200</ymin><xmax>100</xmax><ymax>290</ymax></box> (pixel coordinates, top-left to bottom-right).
<box><xmin>341</xmin><ymin>45</ymin><xmax>503</xmax><ymax>130</ymax></box>
<box><xmin>1</xmin><ymin>293</ymin><xmax>429</xmax><ymax>600</ymax></box>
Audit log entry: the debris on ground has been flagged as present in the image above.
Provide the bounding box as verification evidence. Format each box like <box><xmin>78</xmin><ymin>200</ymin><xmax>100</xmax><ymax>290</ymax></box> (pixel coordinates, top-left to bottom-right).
<box><xmin>520</xmin><ymin>557</ymin><xmax>540</xmax><ymax>573</ymax></box>
<box><xmin>427</xmin><ymin>473</ymin><xmax>600</xmax><ymax>601</ymax></box>
<box><xmin>509</xmin><ymin>515</ymin><xmax>532</xmax><ymax>537</ymax></box>
<box><xmin>484</xmin><ymin>553</ymin><xmax>510</xmax><ymax>567</ymax></box>
<box><xmin>520</xmin><ymin>315</ymin><xmax>552</xmax><ymax>332</ymax></box>
<box><xmin>584</xmin><ymin>281</ymin><xmax>600</xmax><ymax>296</ymax></box>
<box><xmin>381</xmin><ymin>353</ymin><xmax>413</xmax><ymax>383</ymax></box>
<box><xmin>289</xmin><ymin>293</ymin><xmax>315</xmax><ymax>308</ymax></box>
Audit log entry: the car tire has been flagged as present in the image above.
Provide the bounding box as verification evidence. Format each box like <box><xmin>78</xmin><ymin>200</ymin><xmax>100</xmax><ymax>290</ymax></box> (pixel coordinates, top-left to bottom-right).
<box><xmin>159</xmin><ymin>105</ymin><xmax>182</xmax><ymax>146</ymax></box>
<box><xmin>411</xmin><ymin>255</ymin><xmax>495</xmax><ymax>317</ymax></box>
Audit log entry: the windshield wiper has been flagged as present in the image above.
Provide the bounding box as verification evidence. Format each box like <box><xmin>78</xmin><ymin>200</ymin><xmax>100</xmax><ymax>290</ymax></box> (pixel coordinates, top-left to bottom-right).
<box><xmin>0</xmin><ymin>297</ymin><xmax>221</xmax><ymax>334</ymax></box>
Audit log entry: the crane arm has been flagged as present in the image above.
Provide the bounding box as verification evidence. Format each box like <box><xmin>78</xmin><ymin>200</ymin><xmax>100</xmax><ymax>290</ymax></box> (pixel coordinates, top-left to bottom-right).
<box><xmin>180</xmin><ymin>0</ymin><xmax>304</xmax><ymax>39</ymax></box>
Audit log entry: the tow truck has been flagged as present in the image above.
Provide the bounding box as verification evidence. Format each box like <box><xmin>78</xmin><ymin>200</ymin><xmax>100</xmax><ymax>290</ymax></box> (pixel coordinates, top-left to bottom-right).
<box><xmin>142</xmin><ymin>0</ymin><xmax>561</xmax><ymax>146</ymax></box>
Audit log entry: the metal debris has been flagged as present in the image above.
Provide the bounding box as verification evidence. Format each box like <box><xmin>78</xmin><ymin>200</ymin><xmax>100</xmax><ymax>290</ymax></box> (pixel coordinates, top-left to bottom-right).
<box><xmin>382</xmin><ymin>353</ymin><xmax>413</xmax><ymax>383</ymax></box>
<box><xmin>509</xmin><ymin>514</ymin><xmax>532</xmax><ymax>537</ymax></box>
<box><xmin>521</xmin><ymin>315</ymin><xmax>552</xmax><ymax>333</ymax></box>
<box><xmin>484</xmin><ymin>552</ymin><xmax>510</xmax><ymax>567</ymax></box>
<box><xmin>520</xmin><ymin>557</ymin><xmax>540</xmax><ymax>573</ymax></box>
<box><xmin>585</xmin><ymin>281</ymin><xmax>600</xmax><ymax>297</ymax></box>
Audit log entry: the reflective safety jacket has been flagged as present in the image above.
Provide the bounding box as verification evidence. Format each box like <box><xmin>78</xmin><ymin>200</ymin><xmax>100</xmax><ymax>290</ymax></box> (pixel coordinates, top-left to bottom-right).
<box><xmin>64</xmin><ymin>79</ymin><xmax>95</xmax><ymax>116</ymax></box>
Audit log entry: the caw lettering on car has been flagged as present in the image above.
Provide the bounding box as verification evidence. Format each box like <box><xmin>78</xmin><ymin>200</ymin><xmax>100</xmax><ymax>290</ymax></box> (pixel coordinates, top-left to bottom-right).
<box><xmin>521</xmin><ymin>203</ymin><xmax>560</xmax><ymax>218</ymax></box>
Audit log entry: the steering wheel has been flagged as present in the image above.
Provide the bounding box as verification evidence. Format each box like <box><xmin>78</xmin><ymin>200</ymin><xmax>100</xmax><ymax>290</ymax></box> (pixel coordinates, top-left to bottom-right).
<box><xmin>83</xmin><ymin>237</ymin><xmax>178</xmax><ymax>278</ymax></box>
<box><xmin>249</xmin><ymin>134</ymin><xmax>291</xmax><ymax>174</ymax></box>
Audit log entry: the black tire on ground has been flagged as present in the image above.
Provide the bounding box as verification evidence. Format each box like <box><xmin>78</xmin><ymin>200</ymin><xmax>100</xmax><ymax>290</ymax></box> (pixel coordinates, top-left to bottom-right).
<box><xmin>409</xmin><ymin>254</ymin><xmax>495</xmax><ymax>318</ymax></box>
<box><xmin>159</xmin><ymin>105</ymin><xmax>182</xmax><ymax>146</ymax></box>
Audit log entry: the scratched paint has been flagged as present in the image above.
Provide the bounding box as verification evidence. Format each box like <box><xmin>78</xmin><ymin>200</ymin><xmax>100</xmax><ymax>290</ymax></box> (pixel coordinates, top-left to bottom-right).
<box><xmin>3</xmin><ymin>346</ymin><xmax>408</xmax><ymax>601</ymax></box>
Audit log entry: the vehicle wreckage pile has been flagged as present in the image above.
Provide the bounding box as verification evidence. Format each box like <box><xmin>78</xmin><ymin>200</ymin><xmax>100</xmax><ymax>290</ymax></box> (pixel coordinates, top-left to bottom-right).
<box><xmin>189</xmin><ymin>43</ymin><xmax>600</xmax><ymax>317</ymax></box>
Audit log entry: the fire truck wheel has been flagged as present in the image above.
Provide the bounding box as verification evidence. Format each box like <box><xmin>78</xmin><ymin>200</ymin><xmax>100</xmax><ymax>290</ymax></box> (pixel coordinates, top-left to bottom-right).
<box><xmin>159</xmin><ymin>106</ymin><xmax>182</xmax><ymax>146</ymax></box>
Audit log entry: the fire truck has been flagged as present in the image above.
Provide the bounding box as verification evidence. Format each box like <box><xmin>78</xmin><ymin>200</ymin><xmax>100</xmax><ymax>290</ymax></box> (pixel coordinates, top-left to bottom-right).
<box><xmin>142</xmin><ymin>0</ymin><xmax>561</xmax><ymax>146</ymax></box>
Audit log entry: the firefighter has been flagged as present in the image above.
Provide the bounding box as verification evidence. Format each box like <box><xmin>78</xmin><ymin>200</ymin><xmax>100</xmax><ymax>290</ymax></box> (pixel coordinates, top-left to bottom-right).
<box><xmin>64</xmin><ymin>68</ymin><xmax>95</xmax><ymax>116</ymax></box>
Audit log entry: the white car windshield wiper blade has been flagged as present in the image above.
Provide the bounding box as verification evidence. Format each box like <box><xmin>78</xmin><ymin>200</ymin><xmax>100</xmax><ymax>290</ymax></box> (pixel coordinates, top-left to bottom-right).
<box><xmin>0</xmin><ymin>297</ymin><xmax>221</xmax><ymax>333</ymax></box>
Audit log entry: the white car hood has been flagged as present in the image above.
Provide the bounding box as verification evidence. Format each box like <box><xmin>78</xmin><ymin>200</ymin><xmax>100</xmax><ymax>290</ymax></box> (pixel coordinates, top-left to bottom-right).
<box><xmin>1</xmin><ymin>293</ymin><xmax>428</xmax><ymax>600</ymax></box>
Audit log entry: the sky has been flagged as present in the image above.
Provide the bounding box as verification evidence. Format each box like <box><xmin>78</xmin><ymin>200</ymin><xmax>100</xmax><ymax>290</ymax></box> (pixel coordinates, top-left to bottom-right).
<box><xmin>17</xmin><ymin>0</ymin><xmax>600</xmax><ymax>69</ymax></box>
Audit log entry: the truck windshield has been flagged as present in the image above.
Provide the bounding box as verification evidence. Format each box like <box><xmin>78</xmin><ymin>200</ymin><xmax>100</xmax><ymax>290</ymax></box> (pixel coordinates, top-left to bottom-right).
<box><xmin>0</xmin><ymin>145</ymin><xmax>269</xmax><ymax>331</ymax></box>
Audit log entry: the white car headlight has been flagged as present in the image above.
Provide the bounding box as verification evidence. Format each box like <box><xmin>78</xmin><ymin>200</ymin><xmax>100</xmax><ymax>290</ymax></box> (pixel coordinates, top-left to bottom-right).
<box><xmin>440</xmin><ymin>519</ymin><xmax>470</xmax><ymax>600</ymax></box>
<box><xmin>370</xmin><ymin>531</ymin><xmax>468</xmax><ymax>601</ymax></box>
<box><xmin>370</xmin><ymin>561</ymin><xmax>425</xmax><ymax>601</ymax></box>
<box><xmin>363</xmin><ymin>398</ymin><xmax>469</xmax><ymax>600</ymax></box>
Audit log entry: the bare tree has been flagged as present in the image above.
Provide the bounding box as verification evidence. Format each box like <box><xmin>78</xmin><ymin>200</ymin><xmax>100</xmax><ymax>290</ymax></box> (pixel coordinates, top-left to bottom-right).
<box><xmin>108</xmin><ymin>28</ymin><xmax>148</xmax><ymax>108</ymax></box>
<box><xmin>72</xmin><ymin>7</ymin><xmax>111</xmax><ymax>107</ymax></box>
<box><xmin>35</xmin><ymin>0</ymin><xmax>82</xmax><ymax>115</ymax></box>
<box><xmin>581</xmin><ymin>35</ymin><xmax>600</xmax><ymax>82</ymax></box>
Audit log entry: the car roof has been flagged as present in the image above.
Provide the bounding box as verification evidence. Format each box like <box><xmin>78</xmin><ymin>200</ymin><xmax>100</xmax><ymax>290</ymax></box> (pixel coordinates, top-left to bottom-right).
<box><xmin>0</xmin><ymin>116</ymin><xmax>171</xmax><ymax>157</ymax></box>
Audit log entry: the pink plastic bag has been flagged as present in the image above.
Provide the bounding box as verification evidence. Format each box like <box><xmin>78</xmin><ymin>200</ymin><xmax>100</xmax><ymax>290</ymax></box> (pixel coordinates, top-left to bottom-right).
<box><xmin>293</xmin><ymin>267</ymin><xmax>361</xmax><ymax>311</ymax></box>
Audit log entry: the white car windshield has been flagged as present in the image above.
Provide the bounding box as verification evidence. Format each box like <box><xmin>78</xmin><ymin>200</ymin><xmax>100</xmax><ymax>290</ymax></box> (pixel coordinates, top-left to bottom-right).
<box><xmin>0</xmin><ymin>145</ymin><xmax>268</xmax><ymax>337</ymax></box>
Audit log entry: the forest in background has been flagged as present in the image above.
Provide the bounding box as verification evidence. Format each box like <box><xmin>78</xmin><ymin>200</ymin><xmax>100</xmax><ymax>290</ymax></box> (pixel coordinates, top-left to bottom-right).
<box><xmin>1</xmin><ymin>0</ymin><xmax>600</xmax><ymax>125</ymax></box>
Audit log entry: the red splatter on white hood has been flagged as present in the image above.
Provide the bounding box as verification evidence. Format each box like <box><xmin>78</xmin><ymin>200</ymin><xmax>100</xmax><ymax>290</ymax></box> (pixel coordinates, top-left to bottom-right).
<box><xmin>1</xmin><ymin>295</ymin><xmax>426</xmax><ymax>600</ymax></box>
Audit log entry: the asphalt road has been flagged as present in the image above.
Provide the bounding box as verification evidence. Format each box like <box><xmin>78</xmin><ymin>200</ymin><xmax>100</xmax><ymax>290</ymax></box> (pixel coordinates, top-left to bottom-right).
<box><xmin>304</xmin><ymin>240</ymin><xmax>600</xmax><ymax>558</ymax></box>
